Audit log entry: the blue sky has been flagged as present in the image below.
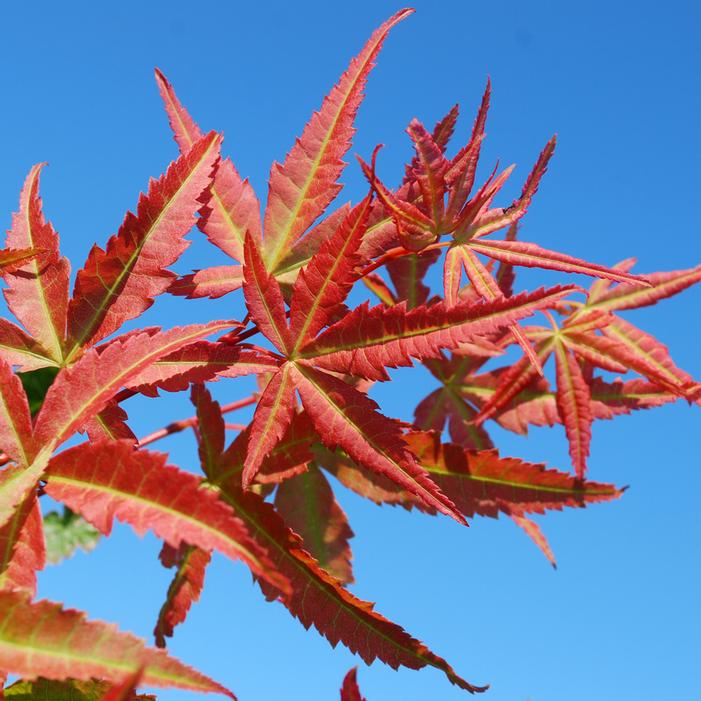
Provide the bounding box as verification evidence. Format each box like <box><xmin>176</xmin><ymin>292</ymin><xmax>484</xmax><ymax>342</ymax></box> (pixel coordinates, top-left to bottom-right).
<box><xmin>1</xmin><ymin>1</ymin><xmax>700</xmax><ymax>699</ymax></box>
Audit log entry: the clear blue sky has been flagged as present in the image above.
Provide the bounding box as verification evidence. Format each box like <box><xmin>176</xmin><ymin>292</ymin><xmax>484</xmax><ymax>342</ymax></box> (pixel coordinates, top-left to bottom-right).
<box><xmin>2</xmin><ymin>1</ymin><xmax>700</xmax><ymax>699</ymax></box>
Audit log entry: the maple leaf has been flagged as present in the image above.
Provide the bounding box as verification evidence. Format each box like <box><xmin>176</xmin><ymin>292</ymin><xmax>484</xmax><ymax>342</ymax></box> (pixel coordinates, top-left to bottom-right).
<box><xmin>157</xmin><ymin>10</ymin><xmax>412</xmax><ymax>298</ymax></box>
<box><xmin>3</xmin><ymin>163</ymin><xmax>70</xmax><ymax>363</ymax></box>
<box><xmin>43</xmin><ymin>507</ymin><xmax>101</xmax><ymax>564</ymax></box>
<box><xmin>472</xmin><ymin>263</ymin><xmax>701</xmax><ymax>476</ymax></box>
<box><xmin>0</xmin><ymin>591</ymin><xmax>234</xmax><ymax>696</ymax></box>
<box><xmin>66</xmin><ymin>132</ymin><xmax>222</xmax><ymax>357</ymax></box>
<box><xmin>360</xmin><ymin>101</ymin><xmax>650</xmax><ymax>293</ymax></box>
<box><xmin>322</xmin><ymin>431</ymin><xmax>622</xmax><ymax>519</ymax></box>
<box><xmin>4</xmin><ymin>678</ymin><xmax>155</xmax><ymax>701</ymax></box>
<box><xmin>155</xmin><ymin>69</ymin><xmax>262</xmax><ymax>265</ymax></box>
<box><xmin>192</xmin><ymin>395</ymin><xmax>487</xmax><ymax>694</ymax></box>
<box><xmin>237</xmin><ymin>208</ymin><xmax>575</xmax><ymax>520</ymax></box>
<box><xmin>97</xmin><ymin>669</ymin><xmax>144</xmax><ymax>701</ymax></box>
<box><xmin>511</xmin><ymin>514</ymin><xmax>558</xmax><ymax>568</ymax></box>
<box><xmin>42</xmin><ymin>439</ymin><xmax>290</xmax><ymax>596</ymax></box>
<box><xmin>274</xmin><ymin>464</ymin><xmax>355</xmax><ymax>584</ymax></box>
<box><xmin>0</xmin><ymin>493</ymin><xmax>44</xmax><ymax>595</ymax></box>
<box><xmin>154</xmin><ymin>543</ymin><xmax>211</xmax><ymax>648</ymax></box>
<box><xmin>340</xmin><ymin>668</ymin><xmax>367</xmax><ymax>701</ymax></box>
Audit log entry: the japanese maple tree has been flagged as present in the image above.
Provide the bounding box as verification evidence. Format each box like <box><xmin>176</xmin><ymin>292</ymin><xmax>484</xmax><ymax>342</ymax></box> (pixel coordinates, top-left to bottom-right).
<box><xmin>0</xmin><ymin>7</ymin><xmax>698</xmax><ymax>700</ymax></box>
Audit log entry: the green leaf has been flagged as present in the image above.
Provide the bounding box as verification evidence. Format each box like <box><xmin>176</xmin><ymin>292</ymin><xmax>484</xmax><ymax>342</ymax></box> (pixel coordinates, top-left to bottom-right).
<box><xmin>43</xmin><ymin>508</ymin><xmax>100</xmax><ymax>565</ymax></box>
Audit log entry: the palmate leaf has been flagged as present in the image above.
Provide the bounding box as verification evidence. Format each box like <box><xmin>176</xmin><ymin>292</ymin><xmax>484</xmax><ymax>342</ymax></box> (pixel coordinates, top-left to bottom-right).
<box><xmin>155</xmin><ymin>68</ymin><xmax>262</xmax><ymax>262</ymax></box>
<box><xmin>0</xmin><ymin>493</ymin><xmax>44</xmax><ymax>595</ymax></box>
<box><xmin>43</xmin><ymin>508</ymin><xmax>101</xmax><ymax>565</ymax></box>
<box><xmin>0</xmin><ymin>358</ymin><xmax>34</xmax><ymax>465</ymax></box>
<box><xmin>43</xmin><ymin>439</ymin><xmax>290</xmax><ymax>596</ymax></box>
<box><xmin>554</xmin><ymin>341</ymin><xmax>592</xmax><ymax>479</ymax></box>
<box><xmin>291</xmin><ymin>363</ymin><xmax>465</xmax><ymax>524</ymax></box>
<box><xmin>262</xmin><ymin>8</ymin><xmax>413</xmax><ymax>271</ymax></box>
<box><xmin>66</xmin><ymin>131</ymin><xmax>222</xmax><ymax>358</ymax></box>
<box><xmin>324</xmin><ymin>431</ymin><xmax>622</xmax><ymax>520</ymax></box>
<box><xmin>467</xmin><ymin>239</ymin><xmax>648</xmax><ymax>285</ymax></box>
<box><xmin>218</xmin><ymin>478</ymin><xmax>485</xmax><ymax>692</ymax></box>
<box><xmin>200</xmin><ymin>429</ymin><xmax>486</xmax><ymax>694</ymax></box>
<box><xmin>274</xmin><ymin>463</ymin><xmax>355</xmax><ymax>584</ymax></box>
<box><xmin>340</xmin><ymin>668</ymin><xmax>366</xmax><ymax>701</ymax></box>
<box><xmin>169</xmin><ymin>264</ymin><xmax>243</xmax><ymax>299</ymax></box>
<box><xmin>289</xmin><ymin>196</ymin><xmax>372</xmax><ymax>348</ymax></box>
<box><xmin>154</xmin><ymin>543</ymin><xmax>211</xmax><ymax>648</ymax></box>
<box><xmin>34</xmin><ymin>321</ymin><xmax>235</xmax><ymax>450</ymax></box>
<box><xmin>238</xmin><ymin>186</ymin><xmax>576</xmax><ymax>516</ymax></box>
<box><xmin>0</xmin><ymin>318</ymin><xmax>54</xmax><ymax>371</ymax></box>
<box><xmin>4</xmin><ymin>678</ymin><xmax>155</xmax><ymax>701</ymax></box>
<box><xmin>300</xmin><ymin>286</ymin><xmax>575</xmax><ymax>380</ymax></box>
<box><xmin>4</xmin><ymin>163</ymin><xmax>70</xmax><ymax>363</ymax></box>
<box><xmin>511</xmin><ymin>514</ymin><xmax>557</xmax><ymax>569</ymax></box>
<box><xmin>0</xmin><ymin>591</ymin><xmax>233</xmax><ymax>697</ymax></box>
<box><xmin>97</xmin><ymin>669</ymin><xmax>145</xmax><ymax>701</ymax></box>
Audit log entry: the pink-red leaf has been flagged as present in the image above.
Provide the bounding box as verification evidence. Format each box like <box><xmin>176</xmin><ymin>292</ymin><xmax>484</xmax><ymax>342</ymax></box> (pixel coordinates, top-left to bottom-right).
<box><xmin>601</xmin><ymin>317</ymin><xmax>696</xmax><ymax>395</ymax></box>
<box><xmin>0</xmin><ymin>591</ymin><xmax>234</xmax><ymax>697</ymax></box>
<box><xmin>290</xmin><ymin>197</ymin><xmax>372</xmax><ymax>347</ymax></box>
<box><xmin>468</xmin><ymin>239</ymin><xmax>650</xmax><ymax>286</ymax></box>
<box><xmin>405</xmin><ymin>431</ymin><xmax>621</xmax><ymax>519</ymax></box>
<box><xmin>262</xmin><ymin>9</ymin><xmax>412</xmax><ymax>269</ymax></box>
<box><xmin>511</xmin><ymin>514</ymin><xmax>557</xmax><ymax>568</ymax></box>
<box><xmin>67</xmin><ymin>131</ymin><xmax>221</xmax><ymax>354</ymax></box>
<box><xmin>275</xmin><ymin>464</ymin><xmax>354</xmax><ymax>583</ymax></box>
<box><xmin>340</xmin><ymin>668</ymin><xmax>366</xmax><ymax>701</ymax></box>
<box><xmin>0</xmin><ymin>493</ymin><xmax>45</xmax><ymax>595</ymax></box>
<box><xmin>406</xmin><ymin>119</ymin><xmax>449</xmax><ymax>224</ymax></box>
<box><xmin>465</xmin><ymin>136</ymin><xmax>556</xmax><ymax>239</ymax></box>
<box><xmin>206</xmin><ymin>447</ymin><xmax>485</xmax><ymax>694</ymax></box>
<box><xmin>34</xmin><ymin>322</ymin><xmax>234</xmax><ymax>450</ymax></box>
<box><xmin>554</xmin><ymin>342</ymin><xmax>592</xmax><ymax>478</ymax></box>
<box><xmin>44</xmin><ymin>440</ymin><xmax>289</xmax><ymax>596</ymax></box>
<box><xmin>125</xmin><ymin>337</ymin><xmax>248</xmax><ymax>395</ymax></box>
<box><xmin>154</xmin><ymin>543</ymin><xmax>211</xmax><ymax>648</ymax></box>
<box><xmin>154</xmin><ymin>68</ymin><xmax>262</xmax><ymax>260</ymax></box>
<box><xmin>301</xmin><ymin>286</ymin><xmax>575</xmax><ymax>380</ymax></box>
<box><xmin>587</xmin><ymin>264</ymin><xmax>701</xmax><ymax>313</ymax></box>
<box><xmin>292</xmin><ymin>364</ymin><xmax>466</xmax><ymax>524</ymax></box>
<box><xmin>242</xmin><ymin>364</ymin><xmax>297</xmax><ymax>488</ymax></box>
<box><xmin>169</xmin><ymin>265</ymin><xmax>243</xmax><ymax>299</ymax></box>
<box><xmin>4</xmin><ymin>163</ymin><xmax>70</xmax><ymax>362</ymax></box>
<box><xmin>0</xmin><ymin>359</ymin><xmax>33</xmax><ymax>465</ymax></box>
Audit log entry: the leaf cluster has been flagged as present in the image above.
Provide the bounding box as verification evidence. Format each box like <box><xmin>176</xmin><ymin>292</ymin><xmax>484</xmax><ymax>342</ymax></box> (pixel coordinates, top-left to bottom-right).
<box><xmin>0</xmin><ymin>8</ymin><xmax>699</xmax><ymax>700</ymax></box>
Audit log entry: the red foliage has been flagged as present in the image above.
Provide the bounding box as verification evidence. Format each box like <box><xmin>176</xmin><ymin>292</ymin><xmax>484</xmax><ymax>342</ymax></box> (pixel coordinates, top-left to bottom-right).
<box><xmin>0</xmin><ymin>8</ymin><xmax>698</xmax><ymax>700</ymax></box>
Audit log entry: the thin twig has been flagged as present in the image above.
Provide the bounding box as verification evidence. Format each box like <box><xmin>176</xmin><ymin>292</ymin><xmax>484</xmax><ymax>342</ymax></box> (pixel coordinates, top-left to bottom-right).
<box><xmin>137</xmin><ymin>395</ymin><xmax>256</xmax><ymax>448</ymax></box>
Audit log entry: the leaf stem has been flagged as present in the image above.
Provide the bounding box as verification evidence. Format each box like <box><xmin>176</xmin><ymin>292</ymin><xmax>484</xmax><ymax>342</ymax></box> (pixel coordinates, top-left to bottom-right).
<box><xmin>137</xmin><ymin>395</ymin><xmax>256</xmax><ymax>448</ymax></box>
